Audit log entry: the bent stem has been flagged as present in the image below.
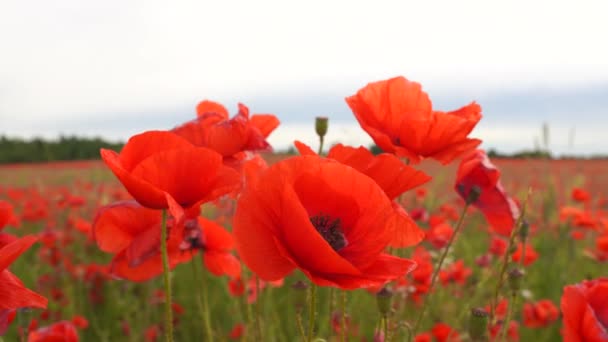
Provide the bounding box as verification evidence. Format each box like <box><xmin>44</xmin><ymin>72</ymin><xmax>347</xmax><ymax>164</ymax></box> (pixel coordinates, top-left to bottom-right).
<box><xmin>160</xmin><ymin>209</ymin><xmax>174</xmax><ymax>342</ymax></box>
<box><xmin>490</xmin><ymin>188</ymin><xmax>531</xmax><ymax>322</ymax></box>
<box><xmin>308</xmin><ymin>283</ymin><xmax>317</xmax><ymax>342</ymax></box>
<box><xmin>411</xmin><ymin>202</ymin><xmax>470</xmax><ymax>338</ymax></box>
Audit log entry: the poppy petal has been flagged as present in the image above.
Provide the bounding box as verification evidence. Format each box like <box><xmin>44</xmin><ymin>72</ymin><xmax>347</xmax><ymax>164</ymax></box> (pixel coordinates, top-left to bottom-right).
<box><xmin>196</xmin><ymin>100</ymin><xmax>229</xmax><ymax>118</ymax></box>
<box><xmin>0</xmin><ymin>235</ymin><xmax>38</xmax><ymax>272</ymax></box>
<box><xmin>0</xmin><ymin>270</ymin><xmax>47</xmax><ymax>310</ymax></box>
<box><xmin>233</xmin><ymin>188</ymin><xmax>296</xmax><ymax>281</ymax></box>
<box><xmin>387</xmin><ymin>202</ymin><xmax>426</xmax><ymax>248</ymax></box>
<box><xmin>251</xmin><ymin>114</ymin><xmax>280</xmax><ymax>138</ymax></box>
<box><xmin>199</xmin><ymin>217</ymin><xmax>234</xmax><ymax>251</ymax></box>
<box><xmin>93</xmin><ymin>201</ymin><xmax>160</xmax><ymax>253</ymax></box>
<box><xmin>203</xmin><ymin>251</ymin><xmax>241</xmax><ymax>278</ymax></box>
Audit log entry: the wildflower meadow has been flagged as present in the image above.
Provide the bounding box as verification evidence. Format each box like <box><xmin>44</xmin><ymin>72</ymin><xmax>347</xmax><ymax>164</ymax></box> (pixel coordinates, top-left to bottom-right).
<box><xmin>1</xmin><ymin>76</ymin><xmax>607</xmax><ymax>342</ymax></box>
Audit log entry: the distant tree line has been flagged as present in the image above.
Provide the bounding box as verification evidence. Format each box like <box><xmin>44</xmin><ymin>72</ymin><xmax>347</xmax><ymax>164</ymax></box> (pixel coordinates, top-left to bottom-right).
<box><xmin>0</xmin><ymin>135</ymin><xmax>123</xmax><ymax>163</ymax></box>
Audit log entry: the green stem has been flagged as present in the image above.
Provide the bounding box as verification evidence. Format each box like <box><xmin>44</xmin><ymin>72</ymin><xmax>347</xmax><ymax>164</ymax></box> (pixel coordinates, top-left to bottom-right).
<box><xmin>190</xmin><ymin>261</ymin><xmax>209</xmax><ymax>341</ymax></box>
<box><xmin>520</xmin><ymin>239</ymin><xmax>526</xmax><ymax>267</ymax></box>
<box><xmin>199</xmin><ymin>261</ymin><xmax>214</xmax><ymax>342</ymax></box>
<box><xmin>160</xmin><ymin>209</ymin><xmax>174</xmax><ymax>342</ymax></box>
<box><xmin>255</xmin><ymin>277</ymin><xmax>263</xmax><ymax>341</ymax></box>
<box><xmin>341</xmin><ymin>290</ymin><xmax>347</xmax><ymax>342</ymax></box>
<box><xmin>411</xmin><ymin>202</ymin><xmax>470</xmax><ymax>338</ymax></box>
<box><xmin>490</xmin><ymin>223</ymin><xmax>519</xmax><ymax>322</ymax></box>
<box><xmin>490</xmin><ymin>189</ymin><xmax>530</xmax><ymax>323</ymax></box>
<box><xmin>318</xmin><ymin>136</ymin><xmax>324</xmax><ymax>155</ymax></box>
<box><xmin>307</xmin><ymin>283</ymin><xmax>317</xmax><ymax>342</ymax></box>
<box><xmin>499</xmin><ymin>292</ymin><xmax>517</xmax><ymax>342</ymax></box>
<box><xmin>296</xmin><ymin>312</ymin><xmax>307</xmax><ymax>341</ymax></box>
<box><xmin>326</xmin><ymin>287</ymin><xmax>335</xmax><ymax>339</ymax></box>
<box><xmin>384</xmin><ymin>315</ymin><xmax>390</xmax><ymax>342</ymax></box>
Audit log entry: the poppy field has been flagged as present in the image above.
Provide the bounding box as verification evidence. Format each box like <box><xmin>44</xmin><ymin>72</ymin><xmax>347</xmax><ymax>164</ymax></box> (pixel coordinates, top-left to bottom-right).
<box><xmin>1</xmin><ymin>76</ymin><xmax>607</xmax><ymax>342</ymax></box>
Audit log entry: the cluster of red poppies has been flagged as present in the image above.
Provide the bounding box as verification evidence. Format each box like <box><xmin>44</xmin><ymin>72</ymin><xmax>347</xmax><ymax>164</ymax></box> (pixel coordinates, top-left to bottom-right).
<box><xmin>1</xmin><ymin>76</ymin><xmax>606</xmax><ymax>341</ymax></box>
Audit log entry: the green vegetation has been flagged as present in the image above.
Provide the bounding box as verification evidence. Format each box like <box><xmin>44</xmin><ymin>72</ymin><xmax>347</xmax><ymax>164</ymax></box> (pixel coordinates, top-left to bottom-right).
<box><xmin>0</xmin><ymin>136</ymin><xmax>123</xmax><ymax>163</ymax></box>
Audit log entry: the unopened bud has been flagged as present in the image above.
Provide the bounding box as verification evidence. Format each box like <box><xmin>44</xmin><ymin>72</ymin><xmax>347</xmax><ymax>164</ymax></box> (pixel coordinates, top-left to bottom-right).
<box><xmin>315</xmin><ymin>117</ymin><xmax>328</xmax><ymax>138</ymax></box>
<box><xmin>292</xmin><ymin>281</ymin><xmax>308</xmax><ymax>312</ymax></box>
<box><xmin>507</xmin><ymin>268</ymin><xmax>525</xmax><ymax>293</ymax></box>
<box><xmin>468</xmin><ymin>307</ymin><xmax>489</xmax><ymax>341</ymax></box>
<box><xmin>376</xmin><ymin>287</ymin><xmax>393</xmax><ymax>316</ymax></box>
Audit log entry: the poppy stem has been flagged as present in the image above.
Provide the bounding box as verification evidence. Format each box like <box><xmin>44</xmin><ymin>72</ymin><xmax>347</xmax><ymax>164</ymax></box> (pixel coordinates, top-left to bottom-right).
<box><xmin>328</xmin><ymin>287</ymin><xmax>335</xmax><ymax>338</ymax></box>
<box><xmin>190</xmin><ymin>261</ymin><xmax>210</xmax><ymax>341</ymax></box>
<box><xmin>318</xmin><ymin>136</ymin><xmax>324</xmax><ymax>155</ymax></box>
<box><xmin>296</xmin><ymin>312</ymin><xmax>307</xmax><ymax>341</ymax></box>
<box><xmin>499</xmin><ymin>291</ymin><xmax>517</xmax><ymax>342</ymax></box>
<box><xmin>383</xmin><ymin>316</ymin><xmax>390</xmax><ymax>342</ymax></box>
<box><xmin>341</xmin><ymin>290</ymin><xmax>347</xmax><ymax>342</ymax></box>
<box><xmin>198</xmin><ymin>263</ymin><xmax>214</xmax><ymax>342</ymax></box>
<box><xmin>307</xmin><ymin>283</ymin><xmax>317</xmax><ymax>341</ymax></box>
<box><xmin>490</xmin><ymin>188</ymin><xmax>531</xmax><ymax>323</ymax></box>
<box><xmin>411</xmin><ymin>202</ymin><xmax>470</xmax><ymax>338</ymax></box>
<box><xmin>159</xmin><ymin>209</ymin><xmax>174</xmax><ymax>342</ymax></box>
<box><xmin>255</xmin><ymin>277</ymin><xmax>263</xmax><ymax>341</ymax></box>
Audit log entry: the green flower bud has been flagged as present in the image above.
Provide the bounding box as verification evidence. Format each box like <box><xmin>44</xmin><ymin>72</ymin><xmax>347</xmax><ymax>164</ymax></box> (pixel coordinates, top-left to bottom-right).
<box><xmin>292</xmin><ymin>280</ymin><xmax>308</xmax><ymax>312</ymax></box>
<box><xmin>315</xmin><ymin>117</ymin><xmax>328</xmax><ymax>138</ymax></box>
<box><xmin>376</xmin><ymin>287</ymin><xmax>393</xmax><ymax>317</ymax></box>
<box><xmin>468</xmin><ymin>307</ymin><xmax>489</xmax><ymax>341</ymax></box>
<box><xmin>508</xmin><ymin>268</ymin><xmax>525</xmax><ymax>293</ymax></box>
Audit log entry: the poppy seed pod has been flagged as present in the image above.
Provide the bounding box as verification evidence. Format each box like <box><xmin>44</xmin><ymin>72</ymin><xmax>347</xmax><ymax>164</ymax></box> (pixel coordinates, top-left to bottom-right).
<box><xmin>508</xmin><ymin>268</ymin><xmax>525</xmax><ymax>293</ymax></box>
<box><xmin>376</xmin><ymin>287</ymin><xmax>393</xmax><ymax>316</ymax></box>
<box><xmin>291</xmin><ymin>281</ymin><xmax>308</xmax><ymax>313</ymax></box>
<box><xmin>315</xmin><ymin>117</ymin><xmax>329</xmax><ymax>138</ymax></box>
<box><xmin>468</xmin><ymin>307</ymin><xmax>489</xmax><ymax>341</ymax></box>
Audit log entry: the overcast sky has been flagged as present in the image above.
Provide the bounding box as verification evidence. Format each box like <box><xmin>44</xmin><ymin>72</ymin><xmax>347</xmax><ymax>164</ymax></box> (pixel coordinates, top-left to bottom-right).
<box><xmin>1</xmin><ymin>0</ymin><xmax>607</xmax><ymax>155</ymax></box>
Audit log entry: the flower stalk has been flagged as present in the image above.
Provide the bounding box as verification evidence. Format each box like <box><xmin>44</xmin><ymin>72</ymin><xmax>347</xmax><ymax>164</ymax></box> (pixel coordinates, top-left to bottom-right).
<box><xmin>159</xmin><ymin>209</ymin><xmax>173</xmax><ymax>342</ymax></box>
<box><xmin>411</xmin><ymin>200</ymin><xmax>471</xmax><ymax>337</ymax></box>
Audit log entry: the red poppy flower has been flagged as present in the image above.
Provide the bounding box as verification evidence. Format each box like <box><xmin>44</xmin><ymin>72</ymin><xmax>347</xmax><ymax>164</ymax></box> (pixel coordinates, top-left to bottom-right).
<box><xmin>522</xmin><ymin>299</ymin><xmax>559</xmax><ymax>328</ymax></box>
<box><xmin>488</xmin><ymin>236</ymin><xmax>508</xmax><ymax>256</ymax></box>
<box><xmin>228</xmin><ymin>322</ymin><xmax>246</xmax><ymax>340</ymax></box>
<box><xmin>294</xmin><ymin>141</ymin><xmax>430</xmax><ymax>247</ymax></box>
<box><xmin>489</xmin><ymin>321</ymin><xmax>519</xmax><ymax>341</ymax></box>
<box><xmin>561</xmin><ymin>277</ymin><xmax>608</xmax><ymax>341</ymax></box>
<box><xmin>571</xmin><ymin>188</ymin><xmax>591</xmax><ymax>203</ymax></box>
<box><xmin>0</xmin><ymin>236</ymin><xmax>47</xmax><ymax>334</ymax></box>
<box><xmin>233</xmin><ymin>155</ymin><xmax>416</xmax><ymax>289</ymax></box>
<box><xmin>455</xmin><ymin>150</ymin><xmax>520</xmax><ymax>236</ymax></box>
<box><xmin>439</xmin><ymin>260</ymin><xmax>472</xmax><ymax>286</ymax></box>
<box><xmin>172</xmin><ymin>101</ymin><xmax>279</xmax><ymax>158</ymax></box>
<box><xmin>93</xmin><ymin>201</ymin><xmax>240</xmax><ymax>282</ymax></box>
<box><xmin>100</xmin><ymin>131</ymin><xmax>240</xmax><ymax>211</ymax></box>
<box><xmin>426</xmin><ymin>223</ymin><xmax>453</xmax><ymax>249</ymax></box>
<box><xmin>28</xmin><ymin>321</ymin><xmax>79</xmax><ymax>342</ymax></box>
<box><xmin>345</xmin><ymin>76</ymin><xmax>482</xmax><ymax>164</ymax></box>
<box><xmin>511</xmin><ymin>243</ymin><xmax>538</xmax><ymax>266</ymax></box>
<box><xmin>0</xmin><ymin>200</ymin><xmax>16</xmax><ymax>229</ymax></box>
<box><xmin>431</xmin><ymin>322</ymin><xmax>460</xmax><ymax>342</ymax></box>
<box><xmin>414</xmin><ymin>332</ymin><xmax>433</xmax><ymax>342</ymax></box>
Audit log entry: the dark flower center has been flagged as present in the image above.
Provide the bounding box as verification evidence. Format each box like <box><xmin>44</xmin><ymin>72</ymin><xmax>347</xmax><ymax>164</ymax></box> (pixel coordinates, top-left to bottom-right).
<box><xmin>179</xmin><ymin>219</ymin><xmax>205</xmax><ymax>251</ymax></box>
<box><xmin>310</xmin><ymin>214</ymin><xmax>347</xmax><ymax>251</ymax></box>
